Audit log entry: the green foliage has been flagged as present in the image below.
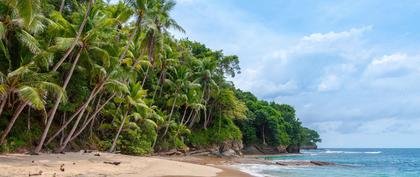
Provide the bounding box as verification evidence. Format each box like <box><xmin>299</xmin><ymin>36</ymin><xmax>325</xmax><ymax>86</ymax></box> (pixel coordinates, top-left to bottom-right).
<box><xmin>188</xmin><ymin>116</ymin><xmax>242</xmax><ymax>147</ymax></box>
<box><xmin>0</xmin><ymin>0</ymin><xmax>320</xmax><ymax>154</ymax></box>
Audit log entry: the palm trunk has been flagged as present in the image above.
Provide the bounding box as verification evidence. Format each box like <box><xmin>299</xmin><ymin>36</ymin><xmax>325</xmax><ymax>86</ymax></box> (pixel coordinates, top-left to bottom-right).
<box><xmin>109</xmin><ymin>109</ymin><xmax>129</xmax><ymax>153</ymax></box>
<box><xmin>57</xmin><ymin>82</ymin><xmax>105</xmax><ymax>152</ymax></box>
<box><xmin>180</xmin><ymin>105</ymin><xmax>188</xmax><ymax>125</ymax></box>
<box><xmin>262</xmin><ymin>125</ymin><xmax>266</xmax><ymax>145</ymax></box>
<box><xmin>161</xmin><ymin>96</ymin><xmax>177</xmax><ymax>139</ymax></box>
<box><xmin>69</xmin><ymin>94</ymin><xmax>114</xmax><ymax>142</ymax></box>
<box><xmin>204</xmin><ymin>108</ymin><xmax>212</xmax><ymax>128</ymax></box>
<box><xmin>0</xmin><ymin>102</ymin><xmax>27</xmax><ymax>145</ymax></box>
<box><xmin>118</xmin><ymin>18</ymin><xmax>141</xmax><ymax>62</ymax></box>
<box><xmin>59</xmin><ymin>0</ymin><xmax>65</xmax><ymax>13</ymax></box>
<box><xmin>52</xmin><ymin>0</ymin><xmax>93</xmax><ymax>71</ymax></box>
<box><xmin>188</xmin><ymin>109</ymin><xmax>198</xmax><ymax>128</ymax></box>
<box><xmin>45</xmin><ymin>83</ymin><xmax>101</xmax><ymax>146</ymax></box>
<box><xmin>141</xmin><ymin>65</ymin><xmax>149</xmax><ymax>88</ymax></box>
<box><xmin>35</xmin><ymin>47</ymin><xmax>83</xmax><ymax>153</ymax></box>
<box><xmin>0</xmin><ymin>95</ymin><xmax>7</xmax><ymax>118</ymax></box>
<box><xmin>184</xmin><ymin>109</ymin><xmax>194</xmax><ymax>126</ymax></box>
<box><xmin>60</xmin><ymin>112</ymin><xmax>66</xmax><ymax>146</ymax></box>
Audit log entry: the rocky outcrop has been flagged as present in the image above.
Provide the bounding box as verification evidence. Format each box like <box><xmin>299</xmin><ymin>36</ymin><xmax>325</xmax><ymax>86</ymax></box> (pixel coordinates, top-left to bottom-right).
<box><xmin>301</xmin><ymin>145</ymin><xmax>317</xmax><ymax>150</ymax></box>
<box><xmin>286</xmin><ymin>146</ymin><xmax>300</xmax><ymax>153</ymax></box>
<box><xmin>187</xmin><ymin>140</ymin><xmax>244</xmax><ymax>157</ymax></box>
<box><xmin>275</xmin><ymin>160</ymin><xmax>336</xmax><ymax>166</ymax></box>
<box><xmin>242</xmin><ymin>145</ymin><xmax>288</xmax><ymax>155</ymax></box>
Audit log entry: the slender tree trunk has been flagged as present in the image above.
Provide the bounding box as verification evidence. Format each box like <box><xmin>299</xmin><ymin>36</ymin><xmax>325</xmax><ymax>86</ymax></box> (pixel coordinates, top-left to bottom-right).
<box><xmin>161</xmin><ymin>96</ymin><xmax>177</xmax><ymax>139</ymax></box>
<box><xmin>204</xmin><ymin>108</ymin><xmax>212</xmax><ymax>129</ymax></box>
<box><xmin>180</xmin><ymin>105</ymin><xmax>188</xmax><ymax>125</ymax></box>
<box><xmin>27</xmin><ymin>108</ymin><xmax>31</xmax><ymax>131</ymax></box>
<box><xmin>0</xmin><ymin>95</ymin><xmax>7</xmax><ymax>118</ymax></box>
<box><xmin>109</xmin><ymin>109</ymin><xmax>129</xmax><ymax>153</ymax></box>
<box><xmin>60</xmin><ymin>112</ymin><xmax>66</xmax><ymax>146</ymax></box>
<box><xmin>141</xmin><ymin>65</ymin><xmax>149</xmax><ymax>88</ymax></box>
<box><xmin>188</xmin><ymin>109</ymin><xmax>198</xmax><ymax>128</ymax></box>
<box><xmin>52</xmin><ymin>0</ymin><xmax>93</xmax><ymax>71</ymax></box>
<box><xmin>69</xmin><ymin>94</ymin><xmax>114</xmax><ymax>141</ymax></box>
<box><xmin>262</xmin><ymin>125</ymin><xmax>266</xmax><ymax>145</ymax></box>
<box><xmin>59</xmin><ymin>0</ymin><xmax>65</xmax><ymax>13</ymax></box>
<box><xmin>118</xmin><ymin>18</ymin><xmax>141</xmax><ymax>62</ymax></box>
<box><xmin>35</xmin><ymin>47</ymin><xmax>83</xmax><ymax>153</ymax></box>
<box><xmin>45</xmin><ymin>98</ymin><xmax>91</xmax><ymax>145</ymax></box>
<box><xmin>57</xmin><ymin>82</ymin><xmax>105</xmax><ymax>152</ymax></box>
<box><xmin>183</xmin><ymin>109</ymin><xmax>194</xmax><ymax>126</ymax></box>
<box><xmin>0</xmin><ymin>103</ymin><xmax>27</xmax><ymax>145</ymax></box>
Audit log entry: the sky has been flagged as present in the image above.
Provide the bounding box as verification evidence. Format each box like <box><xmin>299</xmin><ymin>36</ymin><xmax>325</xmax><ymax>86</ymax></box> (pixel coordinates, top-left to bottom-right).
<box><xmin>169</xmin><ymin>0</ymin><xmax>420</xmax><ymax>148</ymax></box>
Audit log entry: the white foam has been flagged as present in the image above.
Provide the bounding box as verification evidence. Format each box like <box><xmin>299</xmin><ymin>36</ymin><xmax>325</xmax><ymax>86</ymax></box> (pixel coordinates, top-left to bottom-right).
<box><xmin>323</xmin><ymin>150</ymin><xmax>382</xmax><ymax>154</ymax></box>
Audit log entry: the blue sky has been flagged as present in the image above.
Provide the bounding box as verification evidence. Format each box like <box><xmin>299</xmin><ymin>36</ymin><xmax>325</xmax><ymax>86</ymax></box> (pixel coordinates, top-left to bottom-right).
<box><xmin>170</xmin><ymin>0</ymin><xmax>420</xmax><ymax>148</ymax></box>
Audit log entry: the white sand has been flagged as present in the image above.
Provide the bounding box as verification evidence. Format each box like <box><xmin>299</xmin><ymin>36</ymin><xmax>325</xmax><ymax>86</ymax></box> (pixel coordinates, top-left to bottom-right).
<box><xmin>0</xmin><ymin>152</ymin><xmax>222</xmax><ymax>177</ymax></box>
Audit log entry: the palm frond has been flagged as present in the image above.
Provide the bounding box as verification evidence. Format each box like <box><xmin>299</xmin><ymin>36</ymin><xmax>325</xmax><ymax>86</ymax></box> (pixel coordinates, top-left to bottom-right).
<box><xmin>17</xmin><ymin>86</ymin><xmax>45</xmax><ymax>110</ymax></box>
<box><xmin>16</xmin><ymin>30</ymin><xmax>41</xmax><ymax>54</ymax></box>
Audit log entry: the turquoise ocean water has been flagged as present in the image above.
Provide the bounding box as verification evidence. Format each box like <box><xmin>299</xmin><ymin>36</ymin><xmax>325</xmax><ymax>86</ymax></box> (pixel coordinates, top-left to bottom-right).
<box><xmin>234</xmin><ymin>148</ymin><xmax>420</xmax><ymax>177</ymax></box>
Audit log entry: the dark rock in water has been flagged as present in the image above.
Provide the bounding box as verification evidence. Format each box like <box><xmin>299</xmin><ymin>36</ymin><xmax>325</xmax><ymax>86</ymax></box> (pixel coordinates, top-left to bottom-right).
<box><xmin>243</xmin><ymin>145</ymin><xmax>287</xmax><ymax>155</ymax></box>
<box><xmin>286</xmin><ymin>146</ymin><xmax>300</xmax><ymax>153</ymax></box>
<box><xmin>310</xmin><ymin>161</ymin><xmax>336</xmax><ymax>166</ymax></box>
<box><xmin>188</xmin><ymin>140</ymin><xmax>244</xmax><ymax>157</ymax></box>
<box><xmin>301</xmin><ymin>145</ymin><xmax>318</xmax><ymax>150</ymax></box>
<box><xmin>275</xmin><ymin>160</ymin><xmax>335</xmax><ymax>166</ymax></box>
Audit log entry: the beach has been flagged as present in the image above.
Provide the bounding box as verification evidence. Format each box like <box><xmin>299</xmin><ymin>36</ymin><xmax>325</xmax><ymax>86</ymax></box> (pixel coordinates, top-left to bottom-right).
<box><xmin>0</xmin><ymin>152</ymin><xmax>251</xmax><ymax>177</ymax></box>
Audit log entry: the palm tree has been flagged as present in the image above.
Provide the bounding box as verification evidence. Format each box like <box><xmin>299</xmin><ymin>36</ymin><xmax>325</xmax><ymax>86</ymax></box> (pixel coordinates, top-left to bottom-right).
<box><xmin>51</xmin><ymin>0</ymin><xmax>94</xmax><ymax>71</ymax></box>
<box><xmin>109</xmin><ymin>82</ymin><xmax>151</xmax><ymax>152</ymax></box>
<box><xmin>34</xmin><ymin>2</ymin><xmax>109</xmax><ymax>153</ymax></box>
<box><xmin>0</xmin><ymin>64</ymin><xmax>64</xmax><ymax>145</ymax></box>
<box><xmin>0</xmin><ymin>0</ymin><xmax>46</xmax><ymax>71</ymax></box>
<box><xmin>193</xmin><ymin>58</ymin><xmax>219</xmax><ymax>128</ymax></box>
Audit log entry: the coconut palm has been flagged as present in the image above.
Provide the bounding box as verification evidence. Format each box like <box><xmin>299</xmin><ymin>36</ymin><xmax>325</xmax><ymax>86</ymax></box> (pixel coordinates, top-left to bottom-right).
<box><xmin>109</xmin><ymin>82</ymin><xmax>151</xmax><ymax>152</ymax></box>
<box><xmin>0</xmin><ymin>64</ymin><xmax>64</xmax><ymax>145</ymax></box>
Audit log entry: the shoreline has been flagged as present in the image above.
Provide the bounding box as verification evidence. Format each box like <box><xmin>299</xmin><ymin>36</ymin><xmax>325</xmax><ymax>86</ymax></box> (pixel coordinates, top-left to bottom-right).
<box><xmin>0</xmin><ymin>151</ymin><xmax>253</xmax><ymax>177</ymax></box>
<box><xmin>0</xmin><ymin>151</ymin><xmax>335</xmax><ymax>177</ymax></box>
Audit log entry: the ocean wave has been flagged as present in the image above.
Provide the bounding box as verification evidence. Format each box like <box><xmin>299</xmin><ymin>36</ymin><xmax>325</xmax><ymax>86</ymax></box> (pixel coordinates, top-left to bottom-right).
<box><xmin>230</xmin><ymin>164</ymin><xmax>299</xmax><ymax>177</ymax></box>
<box><xmin>324</xmin><ymin>150</ymin><xmax>382</xmax><ymax>154</ymax></box>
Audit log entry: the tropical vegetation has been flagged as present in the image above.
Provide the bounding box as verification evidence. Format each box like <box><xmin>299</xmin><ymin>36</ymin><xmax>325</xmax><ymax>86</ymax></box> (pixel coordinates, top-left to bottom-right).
<box><xmin>0</xmin><ymin>0</ymin><xmax>320</xmax><ymax>154</ymax></box>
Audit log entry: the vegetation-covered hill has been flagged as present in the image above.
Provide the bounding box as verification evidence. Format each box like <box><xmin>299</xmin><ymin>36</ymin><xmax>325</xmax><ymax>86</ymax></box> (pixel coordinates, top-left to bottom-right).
<box><xmin>0</xmin><ymin>0</ymin><xmax>320</xmax><ymax>154</ymax></box>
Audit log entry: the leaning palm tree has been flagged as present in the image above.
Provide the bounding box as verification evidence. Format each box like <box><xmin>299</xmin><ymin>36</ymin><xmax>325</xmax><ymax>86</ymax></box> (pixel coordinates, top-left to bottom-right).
<box><xmin>0</xmin><ymin>64</ymin><xmax>64</xmax><ymax>145</ymax></box>
<box><xmin>109</xmin><ymin>82</ymin><xmax>151</xmax><ymax>152</ymax></box>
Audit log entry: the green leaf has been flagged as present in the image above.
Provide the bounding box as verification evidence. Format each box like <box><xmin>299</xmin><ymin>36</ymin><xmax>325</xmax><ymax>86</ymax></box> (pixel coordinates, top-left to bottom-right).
<box><xmin>17</xmin><ymin>86</ymin><xmax>45</xmax><ymax>110</ymax></box>
<box><xmin>16</xmin><ymin>30</ymin><xmax>41</xmax><ymax>54</ymax></box>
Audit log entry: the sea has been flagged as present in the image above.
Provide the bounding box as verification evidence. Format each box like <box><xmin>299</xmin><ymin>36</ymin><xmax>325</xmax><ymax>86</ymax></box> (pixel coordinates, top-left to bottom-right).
<box><xmin>234</xmin><ymin>148</ymin><xmax>420</xmax><ymax>177</ymax></box>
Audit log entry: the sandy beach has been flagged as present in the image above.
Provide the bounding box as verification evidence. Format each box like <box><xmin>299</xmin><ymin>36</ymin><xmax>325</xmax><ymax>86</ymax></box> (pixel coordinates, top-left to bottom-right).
<box><xmin>0</xmin><ymin>152</ymin><xmax>251</xmax><ymax>177</ymax></box>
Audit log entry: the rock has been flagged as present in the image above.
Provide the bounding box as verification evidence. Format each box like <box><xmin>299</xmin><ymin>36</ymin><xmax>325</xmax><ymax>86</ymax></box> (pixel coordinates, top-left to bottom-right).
<box><xmin>222</xmin><ymin>149</ymin><xmax>237</xmax><ymax>157</ymax></box>
<box><xmin>276</xmin><ymin>146</ymin><xmax>287</xmax><ymax>153</ymax></box>
<box><xmin>301</xmin><ymin>145</ymin><xmax>318</xmax><ymax>150</ymax></box>
<box><xmin>286</xmin><ymin>146</ymin><xmax>300</xmax><ymax>153</ymax></box>
<box><xmin>310</xmin><ymin>161</ymin><xmax>335</xmax><ymax>166</ymax></box>
<box><xmin>275</xmin><ymin>162</ymin><xmax>288</xmax><ymax>166</ymax></box>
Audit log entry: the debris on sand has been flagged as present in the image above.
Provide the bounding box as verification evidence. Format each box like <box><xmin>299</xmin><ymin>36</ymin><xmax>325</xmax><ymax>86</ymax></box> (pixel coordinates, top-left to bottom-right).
<box><xmin>104</xmin><ymin>161</ymin><xmax>121</xmax><ymax>165</ymax></box>
<box><xmin>28</xmin><ymin>170</ymin><xmax>42</xmax><ymax>176</ymax></box>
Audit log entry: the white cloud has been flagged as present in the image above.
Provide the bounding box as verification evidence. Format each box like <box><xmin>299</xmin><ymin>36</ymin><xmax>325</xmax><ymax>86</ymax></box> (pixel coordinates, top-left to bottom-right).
<box><xmin>172</xmin><ymin>0</ymin><xmax>420</xmax><ymax>147</ymax></box>
<box><xmin>318</xmin><ymin>74</ymin><xmax>340</xmax><ymax>92</ymax></box>
<box><xmin>302</xmin><ymin>26</ymin><xmax>372</xmax><ymax>42</ymax></box>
